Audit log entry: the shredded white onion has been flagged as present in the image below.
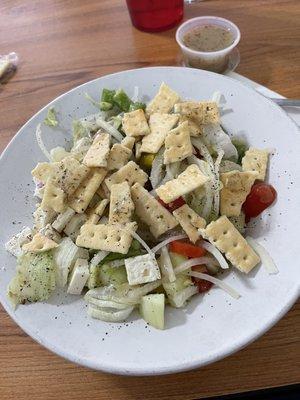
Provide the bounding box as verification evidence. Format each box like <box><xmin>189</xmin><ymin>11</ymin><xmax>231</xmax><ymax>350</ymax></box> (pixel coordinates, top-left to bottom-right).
<box><xmin>213</xmin><ymin>150</ymin><xmax>224</xmax><ymax>216</ymax></box>
<box><xmin>171</xmin><ymin>285</ymin><xmax>198</xmax><ymax>308</ymax></box>
<box><xmin>35</xmin><ymin>124</ymin><xmax>51</xmax><ymax>160</ymax></box>
<box><xmin>201</xmin><ymin>241</ymin><xmax>229</xmax><ymax>269</ymax></box>
<box><xmin>88</xmin><ymin>297</ymin><xmax>130</xmax><ymax>310</ymax></box>
<box><xmin>151</xmin><ymin>234</ymin><xmax>187</xmax><ymax>254</ymax></box>
<box><xmin>96</xmin><ymin>117</ymin><xmax>123</xmax><ymax>142</ymax></box>
<box><xmin>160</xmin><ymin>246</ymin><xmax>176</xmax><ymax>283</ymax></box>
<box><xmin>88</xmin><ymin>304</ymin><xmax>134</xmax><ymax>322</ymax></box>
<box><xmin>188</xmin><ymin>271</ymin><xmax>240</xmax><ymax>299</ymax></box>
<box><xmin>90</xmin><ymin>250</ymin><xmax>109</xmax><ymax>266</ymax></box>
<box><xmin>192</xmin><ymin>138</ymin><xmax>214</xmax><ymax>169</ymax></box>
<box><xmin>211</xmin><ymin>91</ymin><xmax>222</xmax><ymax>105</ymax></box>
<box><xmin>124</xmin><ymin>280</ymin><xmax>162</xmax><ymax>301</ymax></box>
<box><xmin>166</xmin><ymin>162</ymin><xmax>180</xmax><ymax>180</ymax></box>
<box><xmin>150</xmin><ymin>148</ymin><xmax>165</xmax><ymax>189</ymax></box>
<box><xmin>109</xmin><ymin>259</ymin><xmax>126</xmax><ymax>268</ymax></box>
<box><xmin>132</xmin><ymin>86</ymin><xmax>139</xmax><ymax>102</ymax></box>
<box><xmin>174</xmin><ymin>257</ymin><xmax>216</xmax><ymax>275</ymax></box>
<box><xmin>85</xmin><ymin>285</ymin><xmax>137</xmax><ymax>306</ymax></box>
<box><xmin>246</xmin><ymin>236</ymin><xmax>278</xmax><ymax>275</ymax></box>
<box><xmin>128</xmin><ymin>229</ymin><xmax>154</xmax><ymax>257</ymax></box>
<box><xmin>187</xmin><ymin>155</ymin><xmax>215</xmax><ymax>219</ymax></box>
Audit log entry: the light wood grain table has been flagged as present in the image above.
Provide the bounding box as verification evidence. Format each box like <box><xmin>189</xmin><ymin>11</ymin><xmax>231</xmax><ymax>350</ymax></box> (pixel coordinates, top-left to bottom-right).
<box><xmin>0</xmin><ymin>1</ymin><xmax>299</xmax><ymax>399</ymax></box>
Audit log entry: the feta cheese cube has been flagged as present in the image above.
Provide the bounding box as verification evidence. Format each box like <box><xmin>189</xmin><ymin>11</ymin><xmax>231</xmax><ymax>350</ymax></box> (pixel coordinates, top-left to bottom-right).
<box><xmin>125</xmin><ymin>254</ymin><xmax>161</xmax><ymax>285</ymax></box>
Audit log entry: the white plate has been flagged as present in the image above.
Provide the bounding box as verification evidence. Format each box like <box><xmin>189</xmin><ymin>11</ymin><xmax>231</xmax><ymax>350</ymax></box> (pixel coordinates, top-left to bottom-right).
<box><xmin>0</xmin><ymin>67</ymin><xmax>299</xmax><ymax>376</ymax></box>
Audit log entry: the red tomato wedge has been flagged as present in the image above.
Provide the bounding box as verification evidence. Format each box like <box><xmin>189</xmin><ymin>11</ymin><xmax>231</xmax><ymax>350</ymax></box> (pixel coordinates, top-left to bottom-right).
<box><xmin>169</xmin><ymin>241</ymin><xmax>206</xmax><ymax>258</ymax></box>
<box><xmin>191</xmin><ymin>265</ymin><xmax>213</xmax><ymax>293</ymax></box>
<box><xmin>158</xmin><ymin>196</ymin><xmax>185</xmax><ymax>212</ymax></box>
<box><xmin>242</xmin><ymin>182</ymin><xmax>277</xmax><ymax>222</ymax></box>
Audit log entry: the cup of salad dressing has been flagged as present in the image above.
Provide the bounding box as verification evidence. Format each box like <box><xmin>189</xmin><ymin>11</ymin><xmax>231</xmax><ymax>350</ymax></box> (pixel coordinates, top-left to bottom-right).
<box><xmin>176</xmin><ymin>16</ymin><xmax>240</xmax><ymax>73</ymax></box>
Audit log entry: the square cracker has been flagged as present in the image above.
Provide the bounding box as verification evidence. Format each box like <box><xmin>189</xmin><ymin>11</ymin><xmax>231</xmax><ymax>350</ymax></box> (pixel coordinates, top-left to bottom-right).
<box><xmin>52</xmin><ymin>207</ymin><xmax>75</xmax><ymax>232</ymax></box>
<box><xmin>41</xmin><ymin>179</ymin><xmax>66</xmax><ymax>213</ymax></box>
<box><xmin>31</xmin><ymin>162</ymin><xmax>54</xmax><ymax>183</ymax></box>
<box><xmin>164</xmin><ymin>121</ymin><xmax>193</xmax><ymax>164</ymax></box>
<box><xmin>107</xmin><ymin>143</ymin><xmax>132</xmax><ymax>171</ymax></box>
<box><xmin>51</xmin><ymin>157</ymin><xmax>90</xmax><ymax>196</ymax></box>
<box><xmin>156</xmin><ymin>164</ymin><xmax>209</xmax><ymax>204</ymax></box>
<box><xmin>173</xmin><ymin>204</ymin><xmax>206</xmax><ymax>243</ymax></box>
<box><xmin>105</xmin><ymin>161</ymin><xmax>148</xmax><ymax>190</ymax></box>
<box><xmin>131</xmin><ymin>183</ymin><xmax>178</xmax><ymax>238</ymax></box>
<box><xmin>146</xmin><ymin>83</ymin><xmax>180</xmax><ymax>115</ymax></box>
<box><xmin>121</xmin><ymin>136</ymin><xmax>135</xmax><ymax>150</ymax></box>
<box><xmin>242</xmin><ymin>147</ymin><xmax>269</xmax><ymax>180</ymax></box>
<box><xmin>76</xmin><ymin>222</ymin><xmax>136</xmax><ymax>254</ymax></box>
<box><xmin>178</xmin><ymin>115</ymin><xmax>203</xmax><ymax>137</ymax></box>
<box><xmin>140</xmin><ymin>113</ymin><xmax>179</xmax><ymax>154</ymax></box>
<box><xmin>109</xmin><ymin>182</ymin><xmax>134</xmax><ymax>225</ymax></box>
<box><xmin>86</xmin><ymin>199</ymin><xmax>109</xmax><ymax>224</ymax></box>
<box><xmin>68</xmin><ymin>168</ymin><xmax>107</xmax><ymax>213</ymax></box>
<box><xmin>220</xmin><ymin>170</ymin><xmax>258</xmax><ymax>217</ymax></box>
<box><xmin>174</xmin><ymin>101</ymin><xmax>219</xmax><ymax>125</ymax></box>
<box><xmin>204</xmin><ymin>215</ymin><xmax>260</xmax><ymax>273</ymax></box>
<box><xmin>36</xmin><ymin>157</ymin><xmax>89</xmax><ymax>205</ymax></box>
<box><xmin>83</xmin><ymin>132</ymin><xmax>110</xmax><ymax>168</ymax></box>
<box><xmin>22</xmin><ymin>233</ymin><xmax>58</xmax><ymax>253</ymax></box>
<box><xmin>135</xmin><ymin>142</ymin><xmax>142</xmax><ymax>160</ymax></box>
<box><xmin>122</xmin><ymin>109</ymin><xmax>150</xmax><ymax>137</ymax></box>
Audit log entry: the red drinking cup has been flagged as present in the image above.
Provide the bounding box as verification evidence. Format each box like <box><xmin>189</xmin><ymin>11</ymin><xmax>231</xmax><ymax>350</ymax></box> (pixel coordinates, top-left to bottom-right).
<box><xmin>126</xmin><ymin>0</ymin><xmax>184</xmax><ymax>32</ymax></box>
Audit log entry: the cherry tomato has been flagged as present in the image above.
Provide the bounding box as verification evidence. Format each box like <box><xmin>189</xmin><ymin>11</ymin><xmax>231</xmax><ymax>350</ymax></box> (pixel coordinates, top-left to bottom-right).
<box><xmin>191</xmin><ymin>265</ymin><xmax>213</xmax><ymax>293</ymax></box>
<box><xmin>242</xmin><ymin>182</ymin><xmax>277</xmax><ymax>221</ymax></box>
<box><xmin>158</xmin><ymin>196</ymin><xmax>185</xmax><ymax>213</ymax></box>
<box><xmin>169</xmin><ymin>240</ymin><xmax>206</xmax><ymax>258</ymax></box>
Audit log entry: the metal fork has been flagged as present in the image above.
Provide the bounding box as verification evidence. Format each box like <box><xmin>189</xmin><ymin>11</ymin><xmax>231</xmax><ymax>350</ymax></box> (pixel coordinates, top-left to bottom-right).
<box><xmin>270</xmin><ymin>98</ymin><xmax>300</xmax><ymax>107</ymax></box>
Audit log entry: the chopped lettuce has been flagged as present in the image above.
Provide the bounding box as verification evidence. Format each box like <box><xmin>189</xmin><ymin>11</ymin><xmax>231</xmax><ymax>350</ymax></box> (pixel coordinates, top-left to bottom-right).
<box><xmin>7</xmin><ymin>251</ymin><xmax>56</xmax><ymax>307</ymax></box>
<box><xmin>109</xmin><ymin>115</ymin><xmax>123</xmax><ymax>130</ymax></box>
<box><xmin>162</xmin><ymin>273</ymin><xmax>194</xmax><ymax>307</ymax></box>
<box><xmin>44</xmin><ymin>107</ymin><xmax>58</xmax><ymax>127</ymax></box>
<box><xmin>101</xmin><ymin>88</ymin><xmax>116</xmax><ymax>104</ymax></box>
<box><xmin>113</xmin><ymin>89</ymin><xmax>132</xmax><ymax>112</ymax></box>
<box><xmin>85</xmin><ymin>93</ymin><xmax>114</xmax><ymax>111</ymax></box>
<box><xmin>202</xmin><ymin>123</ymin><xmax>238</xmax><ymax>161</ymax></box>
<box><xmin>232</xmin><ymin>138</ymin><xmax>248</xmax><ymax>164</ymax></box>
<box><xmin>50</xmin><ymin>146</ymin><xmax>70</xmax><ymax>162</ymax></box>
<box><xmin>53</xmin><ymin>237</ymin><xmax>88</xmax><ymax>287</ymax></box>
<box><xmin>98</xmin><ymin>88</ymin><xmax>145</xmax><ymax>114</ymax></box>
<box><xmin>72</xmin><ymin>120</ymin><xmax>89</xmax><ymax>144</ymax></box>
<box><xmin>129</xmin><ymin>102</ymin><xmax>146</xmax><ymax>112</ymax></box>
<box><xmin>99</xmin><ymin>240</ymin><xmax>141</xmax><ymax>265</ymax></box>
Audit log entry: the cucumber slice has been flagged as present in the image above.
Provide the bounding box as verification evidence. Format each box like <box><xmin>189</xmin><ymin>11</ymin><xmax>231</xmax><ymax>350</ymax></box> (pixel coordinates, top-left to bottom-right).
<box><xmin>140</xmin><ymin>294</ymin><xmax>165</xmax><ymax>330</ymax></box>
<box><xmin>99</xmin><ymin>264</ymin><xmax>128</xmax><ymax>287</ymax></box>
<box><xmin>87</xmin><ymin>264</ymin><xmax>101</xmax><ymax>289</ymax></box>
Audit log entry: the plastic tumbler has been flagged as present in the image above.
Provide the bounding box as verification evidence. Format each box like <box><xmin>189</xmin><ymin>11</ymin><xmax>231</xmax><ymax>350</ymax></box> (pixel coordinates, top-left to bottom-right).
<box><xmin>126</xmin><ymin>0</ymin><xmax>184</xmax><ymax>32</ymax></box>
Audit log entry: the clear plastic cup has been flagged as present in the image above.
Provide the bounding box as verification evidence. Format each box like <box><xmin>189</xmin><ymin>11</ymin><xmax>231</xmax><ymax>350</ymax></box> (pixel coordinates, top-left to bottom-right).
<box><xmin>176</xmin><ymin>16</ymin><xmax>241</xmax><ymax>73</ymax></box>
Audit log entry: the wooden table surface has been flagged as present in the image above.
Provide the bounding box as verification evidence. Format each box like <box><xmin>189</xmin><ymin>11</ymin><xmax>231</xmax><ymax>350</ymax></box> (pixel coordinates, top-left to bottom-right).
<box><xmin>0</xmin><ymin>0</ymin><xmax>299</xmax><ymax>399</ymax></box>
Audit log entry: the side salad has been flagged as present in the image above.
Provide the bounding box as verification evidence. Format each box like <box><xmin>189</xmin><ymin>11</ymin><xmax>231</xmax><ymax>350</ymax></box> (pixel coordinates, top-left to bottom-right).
<box><xmin>5</xmin><ymin>83</ymin><xmax>278</xmax><ymax>330</ymax></box>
